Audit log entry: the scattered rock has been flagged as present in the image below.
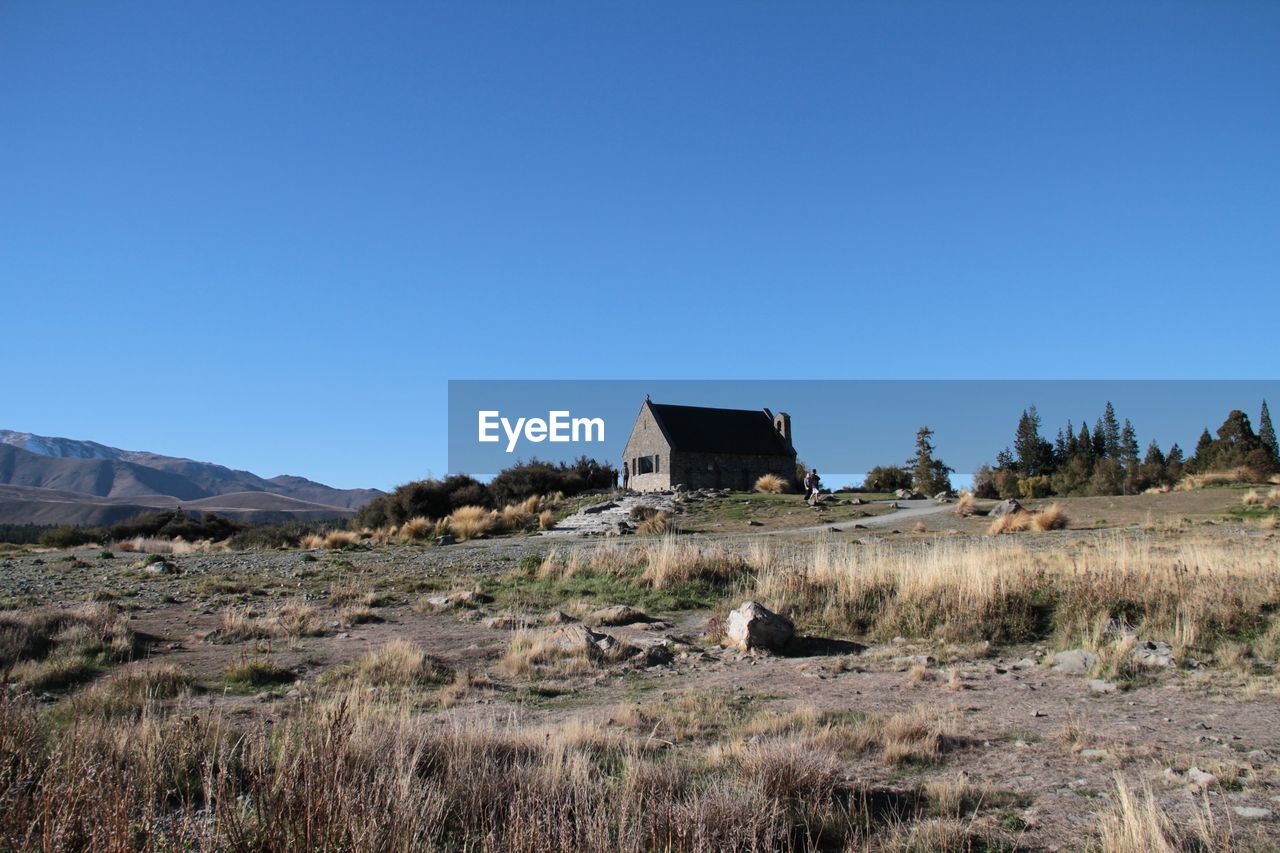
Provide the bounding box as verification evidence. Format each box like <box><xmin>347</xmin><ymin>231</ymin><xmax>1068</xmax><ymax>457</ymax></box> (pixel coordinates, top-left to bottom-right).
<box><xmin>425</xmin><ymin>590</ymin><xmax>493</xmax><ymax>609</ymax></box>
<box><xmin>725</xmin><ymin>601</ymin><xmax>794</xmax><ymax>653</ymax></box>
<box><xmin>747</xmin><ymin>520</ymin><xmax>763</xmax><ymax>526</ymax></box>
<box><xmin>1051</xmin><ymin>649</ymin><xmax>1098</xmax><ymax>674</ymax></box>
<box><xmin>990</xmin><ymin>499</ymin><xmax>1024</xmax><ymax>518</ymax></box>
<box><xmin>934</xmin><ymin>491</ymin><xmax>956</xmax><ymax>501</ymax></box>
<box><xmin>543</xmin><ymin>611</ymin><xmax>576</xmax><ymax>625</ymax></box>
<box><xmin>434</xmin><ymin>533</ymin><xmax>456</xmax><ymax>546</ymax></box>
<box><xmin>1232</xmin><ymin>806</ymin><xmax>1273</xmax><ymax>821</ymax></box>
<box><xmin>1088</xmin><ymin>679</ymin><xmax>1118</xmax><ymax>694</ymax></box>
<box><xmin>143</xmin><ymin>560</ymin><xmax>177</xmax><ymax>575</ymax></box>
<box><xmin>483</xmin><ymin>614</ymin><xmax>526</xmax><ymax>630</ymax></box>
<box><xmin>547</xmin><ymin>624</ymin><xmax>614</xmax><ymax>657</ymax></box>
<box><xmin>1133</xmin><ymin>640</ymin><xmax>1175</xmax><ymax>668</ymax></box>
<box><xmin>591</xmin><ymin>605</ymin><xmax>650</xmax><ymax>626</ymax></box>
<box><xmin>1186</xmin><ymin>767</ymin><xmax>1217</xmax><ymax>790</ymax></box>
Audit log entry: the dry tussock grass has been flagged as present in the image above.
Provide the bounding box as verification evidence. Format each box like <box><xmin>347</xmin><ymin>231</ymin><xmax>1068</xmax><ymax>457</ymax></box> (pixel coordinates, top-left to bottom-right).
<box><xmin>116</xmin><ymin>536</ymin><xmax>213</xmax><ymax>554</ymax></box>
<box><xmin>345</xmin><ymin>640</ymin><xmax>450</xmax><ymax>689</ymax></box>
<box><xmin>497</xmin><ymin>627</ymin><xmax>632</xmax><ymax>679</ymax></box>
<box><xmin>535</xmin><ymin>537</ymin><xmax>748</xmax><ymax>591</ymax></box>
<box><xmin>448</xmin><ymin>505</ymin><xmax>495</xmax><ymax>540</ymax></box>
<box><xmin>299</xmin><ymin>530</ymin><xmax>361</xmax><ymax>550</ymax></box>
<box><xmin>1095</xmin><ymin>774</ymin><xmax>1227</xmax><ymax>852</ymax></box>
<box><xmin>0</xmin><ymin>684</ymin><xmax>1012</xmax><ymax>851</ymax></box>
<box><xmin>753</xmin><ymin>473</ymin><xmax>788</xmax><ymax>494</ymax></box>
<box><xmin>537</xmin><ymin>509</ymin><xmax>555</xmax><ymax>530</ymax></box>
<box><xmin>2</xmin><ymin>604</ymin><xmax>135</xmax><ymax>690</ymax></box>
<box><xmin>216</xmin><ymin>600</ymin><xmax>324</xmax><ymax>642</ymax></box>
<box><xmin>987</xmin><ymin>504</ymin><xmax>1067</xmax><ymax>534</ymax></box>
<box><xmin>1031</xmin><ymin>503</ymin><xmax>1068</xmax><ymax>531</ymax></box>
<box><xmin>398</xmin><ymin>516</ymin><xmax>433</xmax><ymax>541</ymax></box>
<box><xmin>749</xmin><ymin>534</ymin><xmax>1280</xmax><ymax>652</ymax></box>
<box><xmin>954</xmin><ymin>493</ymin><xmax>976</xmax><ymax>517</ymax></box>
<box><xmin>1177</xmin><ymin>466</ymin><xmax>1255</xmax><ymax>490</ymax></box>
<box><xmin>637</xmin><ymin>510</ymin><xmax>679</xmax><ymax>536</ymax></box>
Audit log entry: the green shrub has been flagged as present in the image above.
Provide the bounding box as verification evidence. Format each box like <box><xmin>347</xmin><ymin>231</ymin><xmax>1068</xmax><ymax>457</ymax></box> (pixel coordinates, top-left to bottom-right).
<box><xmin>37</xmin><ymin>527</ymin><xmax>106</xmax><ymax>548</ymax></box>
<box><xmin>109</xmin><ymin>511</ymin><xmax>242</xmax><ymax>542</ymax></box>
<box><xmin>1016</xmin><ymin>476</ymin><xmax>1053</xmax><ymax>499</ymax></box>
<box><xmin>861</xmin><ymin>465</ymin><xmax>913</xmax><ymax>493</ymax></box>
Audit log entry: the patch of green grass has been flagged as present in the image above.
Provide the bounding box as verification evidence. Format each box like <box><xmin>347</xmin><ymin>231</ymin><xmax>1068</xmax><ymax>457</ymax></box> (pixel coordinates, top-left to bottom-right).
<box><xmin>485</xmin><ymin>570</ymin><xmax>722</xmax><ymax>613</ymax></box>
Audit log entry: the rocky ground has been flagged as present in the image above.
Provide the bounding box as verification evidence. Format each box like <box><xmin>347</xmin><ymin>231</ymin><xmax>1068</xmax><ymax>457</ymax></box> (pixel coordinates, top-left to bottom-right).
<box><xmin>3</xmin><ymin>492</ymin><xmax>1280</xmax><ymax>850</ymax></box>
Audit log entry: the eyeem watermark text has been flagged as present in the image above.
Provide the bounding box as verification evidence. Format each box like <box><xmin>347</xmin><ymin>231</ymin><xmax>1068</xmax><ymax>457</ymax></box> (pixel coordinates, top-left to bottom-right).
<box><xmin>477</xmin><ymin>410</ymin><xmax>606</xmax><ymax>453</ymax></box>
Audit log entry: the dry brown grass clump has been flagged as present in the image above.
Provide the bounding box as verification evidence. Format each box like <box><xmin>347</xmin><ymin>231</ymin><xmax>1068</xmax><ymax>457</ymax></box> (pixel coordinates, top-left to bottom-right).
<box><xmin>448</xmin><ymin>505</ymin><xmax>496</xmax><ymax>540</ymax></box>
<box><xmin>0</xmin><ymin>686</ymin><xmax>1015</xmax><ymax>851</ymax></box>
<box><xmin>346</xmin><ymin>640</ymin><xmax>450</xmax><ymax>688</ymax></box>
<box><xmin>637</xmin><ymin>510</ymin><xmax>679</xmax><ymax>536</ymax></box>
<box><xmin>750</xmin><ymin>533</ymin><xmax>1280</xmax><ymax>652</ymax></box>
<box><xmin>1177</xmin><ymin>466</ymin><xmax>1255</xmax><ymax>490</ymax></box>
<box><xmin>954</xmin><ymin>493</ymin><xmax>976</xmax><ymax>517</ymax></box>
<box><xmin>116</xmin><ymin>536</ymin><xmax>213</xmax><ymax>554</ymax></box>
<box><xmin>878</xmin><ymin>706</ymin><xmax>954</xmax><ymax>766</ymax></box>
<box><xmin>398</xmin><ymin>516</ymin><xmax>433</xmax><ymax>541</ymax></box>
<box><xmin>224</xmin><ymin>655</ymin><xmax>294</xmax><ymax>687</ymax></box>
<box><xmin>537</xmin><ymin>509</ymin><xmax>555</xmax><ymax>530</ymax></box>
<box><xmin>753</xmin><ymin>473</ymin><xmax>788</xmax><ymax>494</ymax></box>
<box><xmin>987</xmin><ymin>511</ymin><xmax>1034</xmax><ymax>535</ymax></box>
<box><xmin>1094</xmin><ymin>774</ymin><xmax>1227</xmax><ymax>852</ymax></box>
<box><xmin>499</xmin><ymin>496</ymin><xmax>543</xmax><ymax>532</ymax></box>
<box><xmin>988</xmin><ymin>504</ymin><xmax>1068</xmax><ymax>534</ymax></box>
<box><xmin>1030</xmin><ymin>503</ymin><xmax>1068</xmax><ymax>531</ymax></box>
<box><xmin>216</xmin><ymin>601</ymin><xmax>324</xmax><ymax>642</ymax></box>
<box><xmin>299</xmin><ymin>530</ymin><xmax>361</xmax><ymax>550</ymax></box>
<box><xmin>2</xmin><ymin>604</ymin><xmax>135</xmax><ymax>691</ymax></box>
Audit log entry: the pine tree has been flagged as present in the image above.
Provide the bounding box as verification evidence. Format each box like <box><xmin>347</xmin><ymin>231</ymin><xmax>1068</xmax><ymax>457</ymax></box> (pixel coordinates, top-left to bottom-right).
<box><xmin>1166</xmin><ymin>443</ymin><xmax>1185</xmax><ymax>483</ymax></box>
<box><xmin>1014</xmin><ymin>406</ymin><xmax>1055</xmax><ymax>477</ymax></box>
<box><xmin>1078</xmin><ymin>423</ymin><xmax>1095</xmax><ymax>463</ymax></box>
<box><xmin>906</xmin><ymin>425</ymin><xmax>954</xmax><ymax>495</ymax></box>
<box><xmin>1092</xmin><ymin>418</ymin><xmax>1108</xmax><ymax>458</ymax></box>
<box><xmin>1260</xmin><ymin>400</ymin><xmax>1279</xmax><ymax>468</ymax></box>
<box><xmin>1118</xmin><ymin>419</ymin><xmax>1140</xmax><ymax>494</ymax></box>
<box><xmin>1101</xmin><ymin>402</ymin><xmax>1121</xmax><ymax>458</ymax></box>
<box><xmin>1064</xmin><ymin>420</ymin><xmax>1078</xmax><ymax>459</ymax></box>
<box><xmin>1140</xmin><ymin>440</ymin><xmax>1167</xmax><ymax>489</ymax></box>
<box><xmin>1187</xmin><ymin>428</ymin><xmax>1215</xmax><ymax>473</ymax></box>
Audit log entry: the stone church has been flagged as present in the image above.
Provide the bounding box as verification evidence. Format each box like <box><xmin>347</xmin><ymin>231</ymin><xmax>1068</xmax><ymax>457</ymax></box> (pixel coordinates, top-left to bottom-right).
<box><xmin>621</xmin><ymin>398</ymin><xmax>797</xmax><ymax>492</ymax></box>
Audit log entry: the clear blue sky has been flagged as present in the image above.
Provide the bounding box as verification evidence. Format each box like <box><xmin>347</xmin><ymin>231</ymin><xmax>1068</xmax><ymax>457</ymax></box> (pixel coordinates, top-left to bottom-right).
<box><xmin>3</xmin><ymin>2</ymin><xmax>1277</xmax><ymax>489</ymax></box>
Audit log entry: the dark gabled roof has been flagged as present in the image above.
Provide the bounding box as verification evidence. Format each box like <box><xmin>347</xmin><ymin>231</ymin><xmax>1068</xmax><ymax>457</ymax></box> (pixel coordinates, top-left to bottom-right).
<box><xmin>647</xmin><ymin>402</ymin><xmax>794</xmax><ymax>457</ymax></box>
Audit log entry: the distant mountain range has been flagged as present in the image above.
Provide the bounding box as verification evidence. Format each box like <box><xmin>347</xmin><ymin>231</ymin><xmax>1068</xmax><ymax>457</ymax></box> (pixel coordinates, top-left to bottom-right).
<box><xmin>0</xmin><ymin>430</ymin><xmax>383</xmax><ymax>526</ymax></box>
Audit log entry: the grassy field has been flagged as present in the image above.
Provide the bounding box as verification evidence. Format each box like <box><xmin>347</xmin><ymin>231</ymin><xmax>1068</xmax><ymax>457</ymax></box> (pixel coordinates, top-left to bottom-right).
<box><xmin>2</xmin><ymin>488</ymin><xmax>1279</xmax><ymax>850</ymax></box>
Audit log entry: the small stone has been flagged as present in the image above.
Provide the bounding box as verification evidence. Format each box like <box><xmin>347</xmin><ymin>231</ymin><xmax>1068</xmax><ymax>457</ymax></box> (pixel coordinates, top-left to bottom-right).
<box><xmin>1031</xmin><ymin>710</ymin><xmax>1047</xmax><ymax>718</ymax></box>
<box><xmin>1186</xmin><ymin>767</ymin><xmax>1216</xmax><ymax>790</ymax></box>
<box><xmin>1232</xmin><ymin>806</ymin><xmax>1273</xmax><ymax>820</ymax></box>
<box><xmin>590</xmin><ymin>605</ymin><xmax>650</xmax><ymax>626</ymax></box>
<box><xmin>1051</xmin><ymin>649</ymin><xmax>1097</xmax><ymax>674</ymax></box>
<box><xmin>1247</xmin><ymin>750</ymin><xmax>1273</xmax><ymax>765</ymax></box>
<box><xmin>1088</xmin><ymin>679</ymin><xmax>1118</xmax><ymax>694</ymax></box>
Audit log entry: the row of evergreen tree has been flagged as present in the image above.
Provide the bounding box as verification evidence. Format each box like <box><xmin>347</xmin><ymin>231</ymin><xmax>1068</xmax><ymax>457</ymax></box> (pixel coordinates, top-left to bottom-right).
<box><xmin>975</xmin><ymin>400</ymin><xmax>1279</xmax><ymax>499</ymax></box>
